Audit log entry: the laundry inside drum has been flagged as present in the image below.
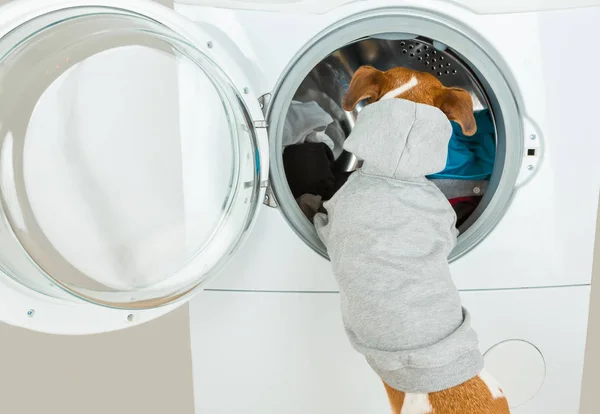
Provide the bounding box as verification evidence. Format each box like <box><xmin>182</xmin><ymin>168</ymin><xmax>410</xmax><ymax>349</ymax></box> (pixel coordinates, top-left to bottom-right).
<box><xmin>0</xmin><ymin>8</ymin><xmax>260</xmax><ymax>308</ymax></box>
<box><xmin>282</xmin><ymin>35</ymin><xmax>497</xmax><ymax>236</ymax></box>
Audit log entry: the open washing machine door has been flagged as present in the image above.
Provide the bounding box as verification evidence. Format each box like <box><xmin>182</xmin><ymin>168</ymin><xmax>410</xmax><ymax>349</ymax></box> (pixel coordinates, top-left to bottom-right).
<box><xmin>0</xmin><ymin>0</ymin><xmax>269</xmax><ymax>334</ymax></box>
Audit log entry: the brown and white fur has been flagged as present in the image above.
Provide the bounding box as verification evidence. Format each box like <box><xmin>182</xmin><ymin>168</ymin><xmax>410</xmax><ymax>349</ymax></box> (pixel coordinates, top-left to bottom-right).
<box><xmin>342</xmin><ymin>65</ymin><xmax>510</xmax><ymax>414</ymax></box>
<box><xmin>342</xmin><ymin>65</ymin><xmax>477</xmax><ymax>137</ymax></box>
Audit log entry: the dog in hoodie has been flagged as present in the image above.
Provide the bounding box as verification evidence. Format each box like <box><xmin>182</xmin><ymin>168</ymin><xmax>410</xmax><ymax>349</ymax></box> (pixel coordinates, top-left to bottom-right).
<box><xmin>313</xmin><ymin>66</ymin><xmax>510</xmax><ymax>414</ymax></box>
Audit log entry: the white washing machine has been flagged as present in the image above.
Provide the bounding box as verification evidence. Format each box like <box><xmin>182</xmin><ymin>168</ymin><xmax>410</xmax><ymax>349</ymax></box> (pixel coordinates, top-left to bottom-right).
<box><xmin>0</xmin><ymin>0</ymin><xmax>598</xmax><ymax>413</ymax></box>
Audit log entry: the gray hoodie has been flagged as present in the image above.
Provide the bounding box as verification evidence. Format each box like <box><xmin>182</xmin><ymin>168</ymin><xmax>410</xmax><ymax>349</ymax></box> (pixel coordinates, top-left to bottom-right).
<box><xmin>313</xmin><ymin>99</ymin><xmax>483</xmax><ymax>394</ymax></box>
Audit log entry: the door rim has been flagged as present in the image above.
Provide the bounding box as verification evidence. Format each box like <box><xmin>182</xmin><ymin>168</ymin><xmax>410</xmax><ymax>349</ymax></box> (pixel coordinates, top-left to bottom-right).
<box><xmin>0</xmin><ymin>0</ymin><xmax>269</xmax><ymax>333</ymax></box>
<box><xmin>266</xmin><ymin>6</ymin><xmax>525</xmax><ymax>262</ymax></box>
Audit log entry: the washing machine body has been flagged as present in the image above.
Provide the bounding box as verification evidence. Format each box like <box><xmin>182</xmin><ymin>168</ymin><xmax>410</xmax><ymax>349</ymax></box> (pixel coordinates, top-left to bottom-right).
<box><xmin>175</xmin><ymin>1</ymin><xmax>600</xmax><ymax>413</ymax></box>
<box><xmin>0</xmin><ymin>0</ymin><xmax>597</xmax><ymax>413</ymax></box>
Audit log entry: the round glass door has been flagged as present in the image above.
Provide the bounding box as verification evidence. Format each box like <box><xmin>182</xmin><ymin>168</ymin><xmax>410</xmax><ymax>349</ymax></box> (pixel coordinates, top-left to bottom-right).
<box><xmin>0</xmin><ymin>6</ymin><xmax>263</xmax><ymax>309</ymax></box>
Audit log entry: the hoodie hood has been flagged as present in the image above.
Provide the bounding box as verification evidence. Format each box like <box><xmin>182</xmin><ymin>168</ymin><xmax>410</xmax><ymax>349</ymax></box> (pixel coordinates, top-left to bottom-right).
<box><xmin>344</xmin><ymin>99</ymin><xmax>452</xmax><ymax>179</ymax></box>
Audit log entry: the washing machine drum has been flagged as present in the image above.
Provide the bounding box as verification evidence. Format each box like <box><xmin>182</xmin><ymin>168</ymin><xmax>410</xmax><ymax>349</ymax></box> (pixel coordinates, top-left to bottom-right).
<box><xmin>0</xmin><ymin>3</ymin><xmax>263</xmax><ymax>313</ymax></box>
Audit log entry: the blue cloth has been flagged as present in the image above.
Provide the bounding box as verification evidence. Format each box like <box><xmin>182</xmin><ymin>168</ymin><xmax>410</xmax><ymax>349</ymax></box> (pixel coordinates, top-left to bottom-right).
<box><xmin>427</xmin><ymin>110</ymin><xmax>495</xmax><ymax>181</ymax></box>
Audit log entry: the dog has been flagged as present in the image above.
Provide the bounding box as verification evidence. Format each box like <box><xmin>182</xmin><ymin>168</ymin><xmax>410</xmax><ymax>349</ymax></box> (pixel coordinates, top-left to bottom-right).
<box><xmin>313</xmin><ymin>66</ymin><xmax>510</xmax><ymax>414</ymax></box>
<box><xmin>341</xmin><ymin>65</ymin><xmax>477</xmax><ymax>137</ymax></box>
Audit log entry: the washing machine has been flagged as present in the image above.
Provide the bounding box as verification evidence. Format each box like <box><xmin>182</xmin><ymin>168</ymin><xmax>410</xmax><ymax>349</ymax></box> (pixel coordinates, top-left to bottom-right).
<box><xmin>0</xmin><ymin>0</ymin><xmax>598</xmax><ymax>412</ymax></box>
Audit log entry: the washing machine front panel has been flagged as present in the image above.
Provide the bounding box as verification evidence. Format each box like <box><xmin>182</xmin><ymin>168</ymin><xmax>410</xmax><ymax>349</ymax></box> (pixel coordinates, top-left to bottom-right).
<box><xmin>186</xmin><ymin>1</ymin><xmax>600</xmax><ymax>292</ymax></box>
<box><xmin>0</xmin><ymin>0</ymin><xmax>271</xmax><ymax>332</ymax></box>
<box><xmin>175</xmin><ymin>0</ymin><xmax>355</xmax><ymax>14</ymax></box>
<box><xmin>175</xmin><ymin>0</ymin><xmax>600</xmax><ymax>14</ymax></box>
<box><xmin>188</xmin><ymin>285</ymin><xmax>590</xmax><ymax>413</ymax></box>
<box><xmin>174</xmin><ymin>4</ymin><xmax>594</xmax><ymax>414</ymax></box>
<box><xmin>449</xmin><ymin>0</ymin><xmax>600</xmax><ymax>14</ymax></box>
<box><xmin>450</xmin><ymin>5</ymin><xmax>600</xmax><ymax>290</ymax></box>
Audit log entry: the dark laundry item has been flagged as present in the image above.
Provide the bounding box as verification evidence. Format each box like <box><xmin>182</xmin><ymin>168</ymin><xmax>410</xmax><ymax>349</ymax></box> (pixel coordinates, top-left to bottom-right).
<box><xmin>283</xmin><ymin>142</ymin><xmax>336</xmax><ymax>200</ymax></box>
<box><xmin>449</xmin><ymin>196</ymin><xmax>481</xmax><ymax>228</ymax></box>
<box><xmin>326</xmin><ymin>155</ymin><xmax>354</xmax><ymax>200</ymax></box>
<box><xmin>430</xmin><ymin>178</ymin><xmax>488</xmax><ymax>200</ymax></box>
<box><xmin>330</xmin><ymin>170</ymin><xmax>352</xmax><ymax>201</ymax></box>
<box><xmin>296</xmin><ymin>193</ymin><xmax>325</xmax><ymax>222</ymax></box>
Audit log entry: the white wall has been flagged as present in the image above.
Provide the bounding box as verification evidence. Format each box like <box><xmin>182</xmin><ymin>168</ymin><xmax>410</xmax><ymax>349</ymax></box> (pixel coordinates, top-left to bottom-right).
<box><xmin>580</xmin><ymin>197</ymin><xmax>600</xmax><ymax>414</ymax></box>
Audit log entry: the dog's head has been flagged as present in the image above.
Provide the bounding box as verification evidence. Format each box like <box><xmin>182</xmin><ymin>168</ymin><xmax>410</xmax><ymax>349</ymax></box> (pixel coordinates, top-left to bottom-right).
<box><xmin>342</xmin><ymin>66</ymin><xmax>477</xmax><ymax>136</ymax></box>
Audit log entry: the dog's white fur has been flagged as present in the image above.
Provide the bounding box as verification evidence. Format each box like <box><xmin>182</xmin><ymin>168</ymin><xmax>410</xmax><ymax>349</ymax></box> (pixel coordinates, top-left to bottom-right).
<box><xmin>380</xmin><ymin>76</ymin><xmax>419</xmax><ymax>101</ymax></box>
<box><xmin>400</xmin><ymin>393</ymin><xmax>433</xmax><ymax>414</ymax></box>
<box><xmin>479</xmin><ymin>369</ymin><xmax>506</xmax><ymax>399</ymax></box>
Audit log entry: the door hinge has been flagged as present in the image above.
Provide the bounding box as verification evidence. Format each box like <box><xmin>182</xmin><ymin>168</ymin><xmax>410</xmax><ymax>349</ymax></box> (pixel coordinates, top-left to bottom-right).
<box><xmin>263</xmin><ymin>183</ymin><xmax>278</xmax><ymax>208</ymax></box>
<box><xmin>258</xmin><ymin>93</ymin><xmax>272</xmax><ymax>117</ymax></box>
<box><xmin>254</xmin><ymin>120</ymin><xmax>268</xmax><ymax>129</ymax></box>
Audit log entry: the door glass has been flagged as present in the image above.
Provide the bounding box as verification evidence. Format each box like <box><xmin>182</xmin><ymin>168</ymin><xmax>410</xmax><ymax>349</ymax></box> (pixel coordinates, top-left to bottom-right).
<box><xmin>0</xmin><ymin>7</ymin><xmax>261</xmax><ymax>308</ymax></box>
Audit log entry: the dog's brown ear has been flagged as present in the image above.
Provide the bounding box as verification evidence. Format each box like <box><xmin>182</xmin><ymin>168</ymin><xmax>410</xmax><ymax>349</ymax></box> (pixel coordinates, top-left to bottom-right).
<box><xmin>435</xmin><ymin>87</ymin><xmax>477</xmax><ymax>136</ymax></box>
<box><xmin>341</xmin><ymin>66</ymin><xmax>384</xmax><ymax>111</ymax></box>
